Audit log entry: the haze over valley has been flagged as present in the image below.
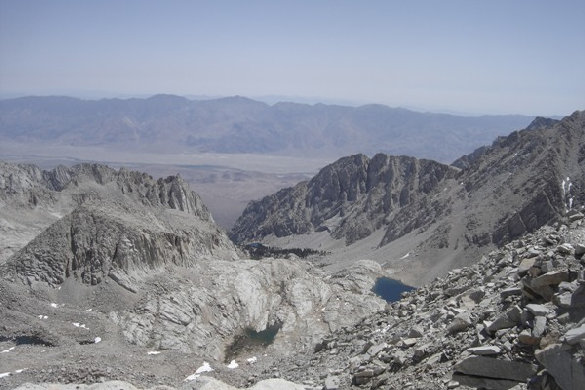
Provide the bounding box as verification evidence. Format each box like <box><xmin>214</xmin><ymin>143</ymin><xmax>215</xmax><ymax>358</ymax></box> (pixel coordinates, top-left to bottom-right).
<box><xmin>0</xmin><ymin>95</ymin><xmax>537</xmax><ymax>228</ymax></box>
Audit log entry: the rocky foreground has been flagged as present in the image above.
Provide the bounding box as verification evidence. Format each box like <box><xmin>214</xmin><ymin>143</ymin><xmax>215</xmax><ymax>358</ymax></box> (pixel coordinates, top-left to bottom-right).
<box><xmin>4</xmin><ymin>215</ymin><xmax>584</xmax><ymax>390</ymax></box>
<box><xmin>0</xmin><ymin>161</ymin><xmax>388</xmax><ymax>390</ymax></box>
<box><xmin>260</xmin><ymin>211</ymin><xmax>585</xmax><ymax>390</ymax></box>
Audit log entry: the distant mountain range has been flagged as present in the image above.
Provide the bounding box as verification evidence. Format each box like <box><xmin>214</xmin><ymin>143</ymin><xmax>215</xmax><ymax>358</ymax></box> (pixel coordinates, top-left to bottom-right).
<box><xmin>0</xmin><ymin>94</ymin><xmax>534</xmax><ymax>163</ymax></box>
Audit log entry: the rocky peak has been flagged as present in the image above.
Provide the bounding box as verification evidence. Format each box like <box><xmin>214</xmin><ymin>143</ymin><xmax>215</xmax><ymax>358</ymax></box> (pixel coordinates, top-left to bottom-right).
<box><xmin>230</xmin><ymin>111</ymin><xmax>584</xmax><ymax>286</ymax></box>
<box><xmin>526</xmin><ymin>116</ymin><xmax>560</xmax><ymax>131</ymax></box>
<box><xmin>1</xmin><ymin>162</ymin><xmax>212</xmax><ymax>220</ymax></box>
<box><xmin>0</xmin><ymin>161</ymin><xmax>233</xmax><ymax>286</ymax></box>
<box><xmin>231</xmin><ymin>153</ymin><xmax>457</xmax><ymax>244</ymax></box>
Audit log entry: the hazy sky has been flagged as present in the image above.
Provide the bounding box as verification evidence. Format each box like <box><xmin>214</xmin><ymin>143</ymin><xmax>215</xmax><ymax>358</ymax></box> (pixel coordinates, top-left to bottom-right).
<box><xmin>1</xmin><ymin>0</ymin><xmax>584</xmax><ymax>115</ymax></box>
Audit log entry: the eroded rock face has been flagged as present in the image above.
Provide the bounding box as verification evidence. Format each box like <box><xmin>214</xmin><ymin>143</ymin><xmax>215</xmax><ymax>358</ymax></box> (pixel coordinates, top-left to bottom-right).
<box><xmin>231</xmin><ymin>154</ymin><xmax>457</xmax><ymax>245</ymax></box>
<box><xmin>109</xmin><ymin>259</ymin><xmax>386</xmax><ymax>360</ymax></box>
<box><xmin>6</xmin><ymin>203</ymin><xmax>235</xmax><ymax>287</ymax></box>
<box><xmin>0</xmin><ymin>162</ymin><xmax>212</xmax><ymax>220</ymax></box>
<box><xmin>1</xmin><ymin>162</ymin><xmax>237</xmax><ymax>286</ymax></box>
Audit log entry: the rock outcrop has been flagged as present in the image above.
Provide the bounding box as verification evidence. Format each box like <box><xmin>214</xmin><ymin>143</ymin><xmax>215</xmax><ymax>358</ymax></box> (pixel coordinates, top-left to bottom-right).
<box><xmin>109</xmin><ymin>259</ymin><xmax>386</xmax><ymax>360</ymax></box>
<box><xmin>231</xmin><ymin>154</ymin><xmax>457</xmax><ymax>245</ymax></box>
<box><xmin>1</xmin><ymin>162</ymin><xmax>236</xmax><ymax>286</ymax></box>
<box><xmin>259</xmin><ymin>215</ymin><xmax>585</xmax><ymax>389</ymax></box>
<box><xmin>0</xmin><ymin>162</ymin><xmax>217</xmax><ymax>264</ymax></box>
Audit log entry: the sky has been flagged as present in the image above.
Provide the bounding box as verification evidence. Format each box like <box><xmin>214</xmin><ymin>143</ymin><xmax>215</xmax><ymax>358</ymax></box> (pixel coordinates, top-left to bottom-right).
<box><xmin>0</xmin><ymin>0</ymin><xmax>584</xmax><ymax>115</ymax></box>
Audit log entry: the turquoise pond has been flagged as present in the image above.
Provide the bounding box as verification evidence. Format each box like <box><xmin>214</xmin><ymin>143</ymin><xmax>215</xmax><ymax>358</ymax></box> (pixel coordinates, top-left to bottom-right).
<box><xmin>371</xmin><ymin>277</ymin><xmax>415</xmax><ymax>302</ymax></box>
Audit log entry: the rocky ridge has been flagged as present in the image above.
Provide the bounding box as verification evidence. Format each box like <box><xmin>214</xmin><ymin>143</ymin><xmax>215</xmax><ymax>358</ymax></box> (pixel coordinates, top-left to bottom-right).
<box><xmin>232</xmin><ymin>111</ymin><xmax>585</xmax><ymax>285</ymax></box>
<box><xmin>1</xmin><ymin>162</ymin><xmax>237</xmax><ymax>288</ymax></box>
<box><xmin>0</xmin><ymin>162</ymin><xmax>219</xmax><ymax>264</ymax></box>
<box><xmin>231</xmin><ymin>154</ymin><xmax>457</xmax><ymax>245</ymax></box>
<box><xmin>257</xmin><ymin>212</ymin><xmax>585</xmax><ymax>389</ymax></box>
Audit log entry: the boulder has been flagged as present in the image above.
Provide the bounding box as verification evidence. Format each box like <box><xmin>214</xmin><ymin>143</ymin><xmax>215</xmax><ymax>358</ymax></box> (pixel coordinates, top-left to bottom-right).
<box><xmin>452</xmin><ymin>373</ymin><xmax>523</xmax><ymax>390</ymax></box>
<box><xmin>575</xmin><ymin>243</ymin><xmax>585</xmax><ymax>257</ymax></box>
<box><xmin>530</xmin><ymin>271</ymin><xmax>569</xmax><ymax>289</ymax></box>
<box><xmin>563</xmin><ymin>324</ymin><xmax>585</xmax><ymax>345</ymax></box>
<box><xmin>518</xmin><ymin>329</ymin><xmax>540</xmax><ymax>345</ymax></box>
<box><xmin>500</xmin><ymin>287</ymin><xmax>522</xmax><ymax>299</ymax></box>
<box><xmin>536</xmin><ymin>344</ymin><xmax>585</xmax><ymax>390</ymax></box>
<box><xmin>323</xmin><ymin>375</ymin><xmax>341</xmax><ymax>390</ymax></box>
<box><xmin>467</xmin><ymin>345</ymin><xmax>502</xmax><ymax>355</ymax></box>
<box><xmin>518</xmin><ymin>257</ymin><xmax>538</xmax><ymax>275</ymax></box>
<box><xmin>408</xmin><ymin>325</ymin><xmax>424</xmax><ymax>338</ymax></box>
<box><xmin>453</xmin><ymin>356</ymin><xmax>537</xmax><ymax>382</ymax></box>
<box><xmin>532</xmin><ymin>316</ymin><xmax>547</xmax><ymax>338</ymax></box>
<box><xmin>525</xmin><ymin>304</ymin><xmax>548</xmax><ymax>316</ymax></box>
<box><xmin>448</xmin><ymin>312</ymin><xmax>472</xmax><ymax>334</ymax></box>
<box><xmin>487</xmin><ymin>306</ymin><xmax>521</xmax><ymax>334</ymax></box>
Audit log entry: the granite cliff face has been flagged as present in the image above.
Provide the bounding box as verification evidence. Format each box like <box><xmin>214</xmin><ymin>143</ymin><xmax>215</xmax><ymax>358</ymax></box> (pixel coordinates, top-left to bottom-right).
<box><xmin>231</xmin><ymin>154</ymin><xmax>458</xmax><ymax>245</ymax></box>
<box><xmin>232</xmin><ymin>111</ymin><xmax>585</xmax><ymax>285</ymax></box>
<box><xmin>1</xmin><ymin>162</ymin><xmax>236</xmax><ymax>286</ymax></box>
<box><xmin>0</xmin><ymin>162</ymin><xmax>212</xmax><ymax>219</ymax></box>
<box><xmin>108</xmin><ymin>259</ymin><xmax>386</xmax><ymax>360</ymax></box>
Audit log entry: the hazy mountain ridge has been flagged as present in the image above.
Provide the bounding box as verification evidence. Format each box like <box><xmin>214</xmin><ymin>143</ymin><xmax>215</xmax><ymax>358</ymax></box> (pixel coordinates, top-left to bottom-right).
<box><xmin>0</xmin><ymin>95</ymin><xmax>534</xmax><ymax>162</ymax></box>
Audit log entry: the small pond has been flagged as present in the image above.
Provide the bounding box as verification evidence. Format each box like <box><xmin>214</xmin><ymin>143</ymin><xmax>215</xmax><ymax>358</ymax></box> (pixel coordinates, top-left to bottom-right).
<box><xmin>225</xmin><ymin>323</ymin><xmax>281</xmax><ymax>361</ymax></box>
<box><xmin>371</xmin><ymin>276</ymin><xmax>415</xmax><ymax>302</ymax></box>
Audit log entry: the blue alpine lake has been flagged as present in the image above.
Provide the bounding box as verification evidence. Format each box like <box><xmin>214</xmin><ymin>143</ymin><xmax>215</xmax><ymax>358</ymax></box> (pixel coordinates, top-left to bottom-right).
<box><xmin>371</xmin><ymin>276</ymin><xmax>415</xmax><ymax>302</ymax></box>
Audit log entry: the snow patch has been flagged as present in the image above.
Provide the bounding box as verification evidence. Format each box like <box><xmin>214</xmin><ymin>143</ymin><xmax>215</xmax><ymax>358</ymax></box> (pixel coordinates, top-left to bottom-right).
<box><xmin>562</xmin><ymin>176</ymin><xmax>575</xmax><ymax>211</ymax></box>
<box><xmin>1</xmin><ymin>347</ymin><xmax>15</xmax><ymax>353</ymax></box>
<box><xmin>399</xmin><ymin>252</ymin><xmax>410</xmax><ymax>259</ymax></box>
<box><xmin>50</xmin><ymin>303</ymin><xmax>59</xmax><ymax>308</ymax></box>
<box><xmin>94</xmin><ymin>337</ymin><xmax>101</xmax><ymax>344</ymax></box>
<box><xmin>227</xmin><ymin>360</ymin><xmax>239</xmax><ymax>369</ymax></box>
<box><xmin>184</xmin><ymin>362</ymin><xmax>214</xmax><ymax>382</ymax></box>
<box><xmin>72</xmin><ymin>323</ymin><xmax>89</xmax><ymax>330</ymax></box>
<box><xmin>184</xmin><ymin>373</ymin><xmax>200</xmax><ymax>382</ymax></box>
<box><xmin>147</xmin><ymin>350</ymin><xmax>161</xmax><ymax>355</ymax></box>
<box><xmin>195</xmin><ymin>361</ymin><xmax>213</xmax><ymax>374</ymax></box>
<box><xmin>0</xmin><ymin>372</ymin><xmax>10</xmax><ymax>379</ymax></box>
<box><xmin>38</xmin><ymin>315</ymin><xmax>48</xmax><ymax>320</ymax></box>
<box><xmin>246</xmin><ymin>356</ymin><xmax>258</xmax><ymax>364</ymax></box>
<box><xmin>15</xmin><ymin>369</ymin><xmax>26</xmax><ymax>374</ymax></box>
